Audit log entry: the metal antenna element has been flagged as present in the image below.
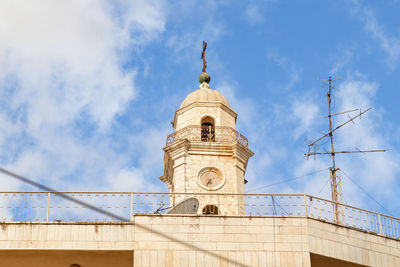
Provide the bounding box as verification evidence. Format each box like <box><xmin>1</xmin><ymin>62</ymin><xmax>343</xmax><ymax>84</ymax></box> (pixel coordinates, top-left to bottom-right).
<box><xmin>305</xmin><ymin>76</ymin><xmax>386</xmax><ymax>223</ymax></box>
<box><xmin>201</xmin><ymin>41</ymin><xmax>207</xmax><ymax>73</ymax></box>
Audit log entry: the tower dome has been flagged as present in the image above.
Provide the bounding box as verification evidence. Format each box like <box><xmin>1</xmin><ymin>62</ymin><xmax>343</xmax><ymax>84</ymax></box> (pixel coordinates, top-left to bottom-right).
<box><xmin>180</xmin><ymin>82</ymin><xmax>230</xmax><ymax>109</ymax></box>
<box><xmin>172</xmin><ymin>72</ymin><xmax>236</xmax><ymax>131</ymax></box>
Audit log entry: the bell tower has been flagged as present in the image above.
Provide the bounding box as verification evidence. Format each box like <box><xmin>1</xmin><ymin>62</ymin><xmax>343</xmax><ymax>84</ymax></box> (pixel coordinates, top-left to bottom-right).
<box><xmin>160</xmin><ymin>43</ymin><xmax>254</xmax><ymax>215</ymax></box>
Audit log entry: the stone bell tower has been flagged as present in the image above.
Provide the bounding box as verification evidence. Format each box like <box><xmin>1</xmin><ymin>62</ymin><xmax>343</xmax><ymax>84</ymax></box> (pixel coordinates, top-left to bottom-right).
<box><xmin>160</xmin><ymin>44</ymin><xmax>253</xmax><ymax>215</ymax></box>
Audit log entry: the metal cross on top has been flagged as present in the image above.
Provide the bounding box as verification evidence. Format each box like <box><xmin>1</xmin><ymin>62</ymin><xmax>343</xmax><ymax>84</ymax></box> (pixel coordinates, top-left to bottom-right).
<box><xmin>201</xmin><ymin>41</ymin><xmax>207</xmax><ymax>73</ymax></box>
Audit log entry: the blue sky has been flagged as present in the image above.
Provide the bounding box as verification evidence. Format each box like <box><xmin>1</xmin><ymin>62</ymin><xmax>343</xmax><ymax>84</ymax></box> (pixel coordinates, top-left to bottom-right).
<box><xmin>0</xmin><ymin>0</ymin><xmax>400</xmax><ymax>216</ymax></box>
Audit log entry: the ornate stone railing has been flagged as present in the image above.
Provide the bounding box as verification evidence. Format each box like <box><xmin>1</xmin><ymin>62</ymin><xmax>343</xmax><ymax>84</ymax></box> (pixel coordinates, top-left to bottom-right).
<box><xmin>0</xmin><ymin>192</ymin><xmax>399</xmax><ymax>240</ymax></box>
<box><xmin>166</xmin><ymin>125</ymin><xmax>249</xmax><ymax>148</ymax></box>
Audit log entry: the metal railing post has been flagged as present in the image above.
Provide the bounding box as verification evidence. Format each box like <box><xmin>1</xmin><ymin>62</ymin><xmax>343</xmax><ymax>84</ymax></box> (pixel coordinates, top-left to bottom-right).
<box><xmin>130</xmin><ymin>192</ymin><xmax>133</xmax><ymax>221</ymax></box>
<box><xmin>46</xmin><ymin>192</ymin><xmax>50</xmax><ymax>222</ymax></box>
<box><xmin>304</xmin><ymin>195</ymin><xmax>308</xmax><ymax>217</ymax></box>
<box><xmin>378</xmin><ymin>214</ymin><xmax>383</xmax><ymax>235</ymax></box>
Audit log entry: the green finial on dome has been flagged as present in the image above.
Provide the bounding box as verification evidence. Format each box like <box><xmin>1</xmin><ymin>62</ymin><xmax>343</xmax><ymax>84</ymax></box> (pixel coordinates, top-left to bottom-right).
<box><xmin>199</xmin><ymin>72</ymin><xmax>211</xmax><ymax>84</ymax></box>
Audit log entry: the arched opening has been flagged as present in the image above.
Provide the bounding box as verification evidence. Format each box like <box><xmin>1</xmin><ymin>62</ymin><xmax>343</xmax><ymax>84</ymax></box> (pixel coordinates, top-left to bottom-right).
<box><xmin>202</xmin><ymin>205</ymin><xmax>219</xmax><ymax>215</ymax></box>
<box><xmin>201</xmin><ymin>116</ymin><xmax>215</xmax><ymax>142</ymax></box>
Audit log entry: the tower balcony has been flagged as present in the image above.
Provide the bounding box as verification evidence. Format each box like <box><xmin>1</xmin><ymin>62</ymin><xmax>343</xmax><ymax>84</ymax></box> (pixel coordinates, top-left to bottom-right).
<box><xmin>166</xmin><ymin>125</ymin><xmax>249</xmax><ymax>148</ymax></box>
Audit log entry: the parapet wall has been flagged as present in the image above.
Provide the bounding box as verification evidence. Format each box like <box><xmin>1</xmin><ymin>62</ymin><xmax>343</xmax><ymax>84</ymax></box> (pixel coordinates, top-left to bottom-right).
<box><xmin>0</xmin><ymin>216</ymin><xmax>399</xmax><ymax>267</ymax></box>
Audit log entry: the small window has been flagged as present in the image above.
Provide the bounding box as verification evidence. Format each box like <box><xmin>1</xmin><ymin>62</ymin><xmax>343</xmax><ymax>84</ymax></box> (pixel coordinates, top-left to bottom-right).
<box><xmin>201</xmin><ymin>116</ymin><xmax>215</xmax><ymax>142</ymax></box>
<box><xmin>202</xmin><ymin>205</ymin><xmax>219</xmax><ymax>215</ymax></box>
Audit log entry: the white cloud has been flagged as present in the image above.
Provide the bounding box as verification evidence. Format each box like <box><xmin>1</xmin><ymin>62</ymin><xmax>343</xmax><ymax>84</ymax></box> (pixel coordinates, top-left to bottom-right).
<box><xmin>0</xmin><ymin>0</ymin><xmax>166</xmax><ymax>129</ymax></box>
<box><xmin>329</xmin><ymin>47</ymin><xmax>355</xmax><ymax>74</ymax></box>
<box><xmin>291</xmin><ymin>98</ymin><xmax>319</xmax><ymax>140</ymax></box>
<box><xmin>166</xmin><ymin>16</ymin><xmax>225</xmax><ymax>63</ymax></box>
<box><xmin>351</xmin><ymin>0</ymin><xmax>400</xmax><ymax>69</ymax></box>
<box><xmin>106</xmin><ymin>168</ymin><xmax>159</xmax><ymax>192</ymax></box>
<box><xmin>244</xmin><ymin>5</ymin><xmax>264</xmax><ymax>25</ymax></box>
<box><xmin>0</xmin><ymin>0</ymin><xmax>167</xmax><ymax>191</ymax></box>
<box><xmin>267</xmin><ymin>53</ymin><xmax>301</xmax><ymax>91</ymax></box>
<box><xmin>114</xmin><ymin>0</ymin><xmax>166</xmax><ymax>46</ymax></box>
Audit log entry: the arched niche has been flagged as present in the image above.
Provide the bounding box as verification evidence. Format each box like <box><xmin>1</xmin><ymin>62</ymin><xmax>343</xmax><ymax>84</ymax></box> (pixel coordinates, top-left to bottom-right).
<box><xmin>200</xmin><ymin>116</ymin><xmax>215</xmax><ymax>141</ymax></box>
<box><xmin>202</xmin><ymin>205</ymin><xmax>219</xmax><ymax>215</ymax></box>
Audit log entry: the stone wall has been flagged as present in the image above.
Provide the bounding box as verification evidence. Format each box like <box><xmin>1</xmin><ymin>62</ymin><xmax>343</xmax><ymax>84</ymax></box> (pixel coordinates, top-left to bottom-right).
<box><xmin>0</xmin><ymin>216</ymin><xmax>399</xmax><ymax>266</ymax></box>
<box><xmin>308</xmin><ymin>219</ymin><xmax>400</xmax><ymax>266</ymax></box>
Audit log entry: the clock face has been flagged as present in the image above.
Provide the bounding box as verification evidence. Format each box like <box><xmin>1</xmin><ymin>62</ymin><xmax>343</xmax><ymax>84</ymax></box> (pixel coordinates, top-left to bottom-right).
<box><xmin>200</xmin><ymin>171</ymin><xmax>220</xmax><ymax>188</ymax></box>
<box><xmin>198</xmin><ymin>168</ymin><xmax>224</xmax><ymax>190</ymax></box>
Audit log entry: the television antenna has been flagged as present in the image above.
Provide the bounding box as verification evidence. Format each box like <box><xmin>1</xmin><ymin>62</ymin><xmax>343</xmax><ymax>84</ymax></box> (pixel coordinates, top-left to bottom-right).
<box><xmin>305</xmin><ymin>76</ymin><xmax>386</xmax><ymax>223</ymax></box>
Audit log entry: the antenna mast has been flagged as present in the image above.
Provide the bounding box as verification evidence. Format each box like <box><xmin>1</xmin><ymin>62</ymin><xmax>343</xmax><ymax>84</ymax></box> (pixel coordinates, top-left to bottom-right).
<box><xmin>305</xmin><ymin>76</ymin><xmax>386</xmax><ymax>223</ymax></box>
<box><xmin>326</xmin><ymin>77</ymin><xmax>342</xmax><ymax>221</ymax></box>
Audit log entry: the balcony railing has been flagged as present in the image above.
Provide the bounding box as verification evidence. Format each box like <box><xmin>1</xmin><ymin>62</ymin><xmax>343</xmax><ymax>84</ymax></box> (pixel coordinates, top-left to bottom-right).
<box><xmin>0</xmin><ymin>192</ymin><xmax>399</xmax><ymax>240</ymax></box>
<box><xmin>166</xmin><ymin>125</ymin><xmax>249</xmax><ymax>148</ymax></box>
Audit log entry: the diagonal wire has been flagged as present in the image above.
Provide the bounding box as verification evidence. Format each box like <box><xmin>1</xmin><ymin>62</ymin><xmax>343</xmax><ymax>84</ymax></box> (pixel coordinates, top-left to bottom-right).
<box><xmin>0</xmin><ymin>166</ymin><xmax>129</xmax><ymax>221</ymax></box>
<box><xmin>0</xmin><ymin>166</ymin><xmax>248</xmax><ymax>266</ymax></box>
<box><xmin>316</xmin><ymin>176</ymin><xmax>331</xmax><ymax>197</ymax></box>
<box><xmin>308</xmin><ymin>176</ymin><xmax>331</xmax><ymax>213</ymax></box>
<box><xmin>246</xmin><ymin>168</ymin><xmax>328</xmax><ymax>193</ymax></box>
<box><xmin>271</xmin><ymin>196</ymin><xmax>289</xmax><ymax>216</ymax></box>
<box><xmin>341</xmin><ymin>169</ymin><xmax>393</xmax><ymax>216</ymax></box>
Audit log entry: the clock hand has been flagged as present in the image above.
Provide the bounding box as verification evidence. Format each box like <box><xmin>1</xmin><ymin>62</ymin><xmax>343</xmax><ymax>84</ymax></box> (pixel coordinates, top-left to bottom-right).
<box><xmin>207</xmin><ymin>178</ymin><xmax>212</xmax><ymax>186</ymax></box>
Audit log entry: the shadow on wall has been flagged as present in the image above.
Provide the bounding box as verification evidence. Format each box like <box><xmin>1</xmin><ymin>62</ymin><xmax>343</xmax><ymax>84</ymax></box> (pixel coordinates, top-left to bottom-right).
<box><xmin>310</xmin><ymin>253</ymin><xmax>368</xmax><ymax>267</ymax></box>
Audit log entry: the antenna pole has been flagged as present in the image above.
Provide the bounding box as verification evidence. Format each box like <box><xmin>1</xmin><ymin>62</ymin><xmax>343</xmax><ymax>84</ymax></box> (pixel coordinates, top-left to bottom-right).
<box><xmin>327</xmin><ymin>76</ymin><xmax>342</xmax><ymax>223</ymax></box>
<box><xmin>305</xmin><ymin>75</ymin><xmax>386</xmax><ymax>224</ymax></box>
<box><xmin>327</xmin><ymin>76</ymin><xmax>336</xmax><ymax>168</ymax></box>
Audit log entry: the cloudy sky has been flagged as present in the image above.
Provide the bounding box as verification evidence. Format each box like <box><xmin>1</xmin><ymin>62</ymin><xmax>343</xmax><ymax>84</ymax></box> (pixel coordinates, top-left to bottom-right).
<box><xmin>0</xmin><ymin>0</ymin><xmax>399</xmax><ymax>216</ymax></box>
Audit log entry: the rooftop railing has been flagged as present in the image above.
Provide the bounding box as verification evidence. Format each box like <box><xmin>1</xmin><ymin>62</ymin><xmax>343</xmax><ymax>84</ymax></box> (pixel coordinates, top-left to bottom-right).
<box><xmin>166</xmin><ymin>125</ymin><xmax>249</xmax><ymax>148</ymax></box>
<box><xmin>0</xmin><ymin>192</ymin><xmax>398</xmax><ymax>240</ymax></box>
